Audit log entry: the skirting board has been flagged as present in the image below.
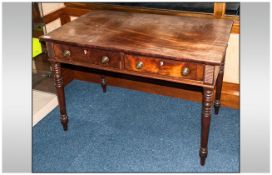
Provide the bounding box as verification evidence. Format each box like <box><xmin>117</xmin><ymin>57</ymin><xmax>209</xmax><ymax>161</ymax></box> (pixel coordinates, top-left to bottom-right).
<box><xmin>32</xmin><ymin>90</ymin><xmax>58</xmax><ymax>126</ymax></box>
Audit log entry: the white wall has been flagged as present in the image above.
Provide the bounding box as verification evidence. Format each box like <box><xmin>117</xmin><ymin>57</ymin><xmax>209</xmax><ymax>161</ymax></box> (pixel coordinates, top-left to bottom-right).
<box><xmin>41</xmin><ymin>3</ymin><xmax>64</xmax><ymax>16</ymax></box>
<box><xmin>224</xmin><ymin>34</ymin><xmax>240</xmax><ymax>84</ymax></box>
<box><xmin>40</xmin><ymin>3</ymin><xmax>64</xmax><ymax>33</ymax></box>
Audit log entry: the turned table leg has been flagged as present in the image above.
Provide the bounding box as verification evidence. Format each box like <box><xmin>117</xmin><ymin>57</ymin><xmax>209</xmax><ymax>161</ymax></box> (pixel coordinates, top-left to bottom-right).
<box><xmin>214</xmin><ymin>64</ymin><xmax>224</xmax><ymax>115</ymax></box>
<box><xmin>101</xmin><ymin>76</ymin><xmax>107</xmax><ymax>93</ymax></box>
<box><xmin>199</xmin><ymin>88</ymin><xmax>214</xmax><ymax>165</ymax></box>
<box><xmin>51</xmin><ymin>62</ymin><xmax>69</xmax><ymax>131</ymax></box>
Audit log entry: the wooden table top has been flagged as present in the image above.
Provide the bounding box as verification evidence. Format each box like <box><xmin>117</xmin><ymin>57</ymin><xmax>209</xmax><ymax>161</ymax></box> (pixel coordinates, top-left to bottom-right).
<box><xmin>41</xmin><ymin>10</ymin><xmax>233</xmax><ymax>65</ymax></box>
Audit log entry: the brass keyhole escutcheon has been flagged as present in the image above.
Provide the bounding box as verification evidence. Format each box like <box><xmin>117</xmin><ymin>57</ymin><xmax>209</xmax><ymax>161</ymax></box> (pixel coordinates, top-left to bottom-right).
<box><xmin>63</xmin><ymin>50</ymin><xmax>71</xmax><ymax>57</ymax></box>
<box><xmin>101</xmin><ymin>56</ymin><xmax>110</xmax><ymax>64</ymax></box>
<box><xmin>182</xmin><ymin>66</ymin><xmax>190</xmax><ymax>76</ymax></box>
<box><xmin>136</xmin><ymin>61</ymin><xmax>144</xmax><ymax>69</ymax></box>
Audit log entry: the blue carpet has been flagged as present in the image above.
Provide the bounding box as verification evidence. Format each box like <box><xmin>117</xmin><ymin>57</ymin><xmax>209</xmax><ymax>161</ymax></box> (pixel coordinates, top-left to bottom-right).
<box><xmin>32</xmin><ymin>80</ymin><xmax>240</xmax><ymax>173</ymax></box>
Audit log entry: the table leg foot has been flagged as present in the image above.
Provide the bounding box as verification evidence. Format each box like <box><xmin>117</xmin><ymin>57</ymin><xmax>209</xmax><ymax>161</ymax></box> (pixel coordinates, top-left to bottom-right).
<box><xmin>199</xmin><ymin>148</ymin><xmax>207</xmax><ymax>166</ymax></box>
<box><xmin>60</xmin><ymin>114</ymin><xmax>69</xmax><ymax>131</ymax></box>
<box><xmin>214</xmin><ymin>100</ymin><xmax>220</xmax><ymax>115</ymax></box>
<box><xmin>101</xmin><ymin>76</ymin><xmax>107</xmax><ymax>93</ymax></box>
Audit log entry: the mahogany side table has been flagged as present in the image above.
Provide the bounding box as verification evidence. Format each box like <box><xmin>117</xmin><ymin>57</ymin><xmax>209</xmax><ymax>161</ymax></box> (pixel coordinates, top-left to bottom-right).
<box><xmin>40</xmin><ymin>10</ymin><xmax>233</xmax><ymax>166</ymax></box>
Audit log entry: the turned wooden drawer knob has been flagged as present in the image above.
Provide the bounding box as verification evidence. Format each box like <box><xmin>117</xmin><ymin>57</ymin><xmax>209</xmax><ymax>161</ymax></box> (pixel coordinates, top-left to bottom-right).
<box><xmin>182</xmin><ymin>67</ymin><xmax>190</xmax><ymax>76</ymax></box>
<box><xmin>101</xmin><ymin>56</ymin><xmax>110</xmax><ymax>64</ymax></box>
<box><xmin>136</xmin><ymin>61</ymin><xmax>144</xmax><ymax>69</ymax></box>
<box><xmin>63</xmin><ymin>50</ymin><xmax>71</xmax><ymax>57</ymax></box>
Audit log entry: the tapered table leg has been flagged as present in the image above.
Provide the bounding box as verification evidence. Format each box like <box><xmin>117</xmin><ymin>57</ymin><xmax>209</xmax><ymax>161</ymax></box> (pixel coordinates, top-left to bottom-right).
<box><xmin>199</xmin><ymin>88</ymin><xmax>214</xmax><ymax>166</ymax></box>
<box><xmin>51</xmin><ymin>62</ymin><xmax>69</xmax><ymax>131</ymax></box>
<box><xmin>214</xmin><ymin>64</ymin><xmax>224</xmax><ymax>115</ymax></box>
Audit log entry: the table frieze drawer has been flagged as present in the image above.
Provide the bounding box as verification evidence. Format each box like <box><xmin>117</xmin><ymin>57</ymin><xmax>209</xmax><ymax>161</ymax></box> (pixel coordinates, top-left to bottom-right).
<box><xmin>53</xmin><ymin>44</ymin><xmax>89</xmax><ymax>62</ymax></box>
<box><xmin>124</xmin><ymin>54</ymin><xmax>204</xmax><ymax>81</ymax></box>
<box><xmin>53</xmin><ymin>44</ymin><xmax>122</xmax><ymax>69</ymax></box>
<box><xmin>87</xmin><ymin>48</ymin><xmax>122</xmax><ymax>69</ymax></box>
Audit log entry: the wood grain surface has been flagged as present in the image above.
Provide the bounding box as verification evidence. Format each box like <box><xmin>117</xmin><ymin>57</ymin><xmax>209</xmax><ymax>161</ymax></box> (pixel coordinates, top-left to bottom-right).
<box><xmin>124</xmin><ymin>54</ymin><xmax>204</xmax><ymax>81</ymax></box>
<box><xmin>40</xmin><ymin>10</ymin><xmax>233</xmax><ymax>65</ymax></box>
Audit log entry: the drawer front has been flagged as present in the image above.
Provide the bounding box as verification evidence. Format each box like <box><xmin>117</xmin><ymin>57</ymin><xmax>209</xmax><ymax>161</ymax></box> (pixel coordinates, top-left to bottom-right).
<box><xmin>53</xmin><ymin>44</ymin><xmax>122</xmax><ymax>69</ymax></box>
<box><xmin>53</xmin><ymin>44</ymin><xmax>89</xmax><ymax>62</ymax></box>
<box><xmin>124</xmin><ymin>55</ymin><xmax>204</xmax><ymax>81</ymax></box>
<box><xmin>88</xmin><ymin>48</ymin><xmax>122</xmax><ymax>69</ymax></box>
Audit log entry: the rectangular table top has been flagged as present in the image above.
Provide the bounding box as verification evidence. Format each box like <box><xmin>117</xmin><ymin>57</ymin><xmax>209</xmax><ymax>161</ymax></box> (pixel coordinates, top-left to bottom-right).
<box><xmin>41</xmin><ymin>10</ymin><xmax>233</xmax><ymax>65</ymax></box>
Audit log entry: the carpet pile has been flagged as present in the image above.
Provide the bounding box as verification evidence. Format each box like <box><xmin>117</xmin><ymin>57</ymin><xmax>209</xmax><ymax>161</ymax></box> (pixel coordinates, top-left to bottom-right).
<box><xmin>33</xmin><ymin>80</ymin><xmax>239</xmax><ymax>172</ymax></box>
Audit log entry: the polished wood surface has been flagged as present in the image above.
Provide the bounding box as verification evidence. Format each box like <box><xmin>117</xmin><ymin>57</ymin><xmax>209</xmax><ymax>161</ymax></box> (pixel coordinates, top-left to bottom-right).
<box><xmin>41</xmin><ymin>10</ymin><xmax>233</xmax><ymax>166</ymax></box>
<box><xmin>41</xmin><ymin>3</ymin><xmax>239</xmax><ymax>34</ymax></box>
<box><xmin>54</xmin><ymin>43</ymin><xmax>123</xmax><ymax>69</ymax></box>
<box><xmin>41</xmin><ymin>10</ymin><xmax>232</xmax><ymax>64</ymax></box>
<box><xmin>124</xmin><ymin>54</ymin><xmax>204</xmax><ymax>81</ymax></box>
<box><xmin>63</xmin><ymin>3</ymin><xmax>239</xmax><ymax>34</ymax></box>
